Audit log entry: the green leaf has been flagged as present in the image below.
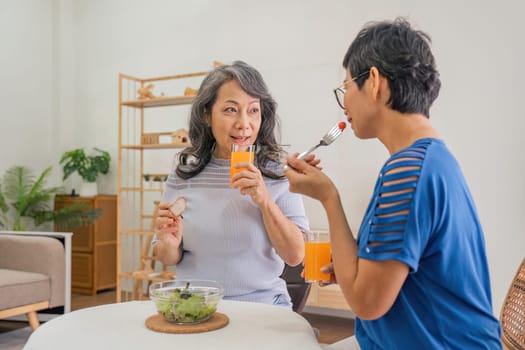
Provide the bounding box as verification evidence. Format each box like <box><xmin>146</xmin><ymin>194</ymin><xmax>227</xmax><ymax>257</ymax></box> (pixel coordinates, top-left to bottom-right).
<box><xmin>49</xmin><ymin>203</ymin><xmax>102</xmax><ymax>229</ymax></box>
<box><xmin>0</xmin><ymin>165</ymin><xmax>102</xmax><ymax>231</ymax></box>
<box><xmin>60</xmin><ymin>148</ymin><xmax>111</xmax><ymax>182</ymax></box>
<box><xmin>0</xmin><ymin>186</ymin><xmax>8</xmax><ymax>213</ymax></box>
<box><xmin>18</xmin><ymin>166</ymin><xmax>54</xmax><ymax>216</ymax></box>
<box><xmin>2</xmin><ymin>166</ymin><xmax>34</xmax><ymax>203</ymax></box>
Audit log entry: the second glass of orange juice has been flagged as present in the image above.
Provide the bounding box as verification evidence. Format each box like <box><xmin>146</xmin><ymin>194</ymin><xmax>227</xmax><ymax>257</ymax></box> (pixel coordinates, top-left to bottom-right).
<box><xmin>230</xmin><ymin>144</ymin><xmax>255</xmax><ymax>186</ymax></box>
<box><xmin>304</xmin><ymin>231</ymin><xmax>332</xmax><ymax>283</ymax></box>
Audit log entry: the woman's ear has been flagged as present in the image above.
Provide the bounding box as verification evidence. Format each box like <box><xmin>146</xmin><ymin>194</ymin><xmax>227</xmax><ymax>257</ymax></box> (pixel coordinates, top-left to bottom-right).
<box><xmin>369</xmin><ymin>67</ymin><xmax>381</xmax><ymax>100</ymax></box>
<box><xmin>369</xmin><ymin>66</ymin><xmax>389</xmax><ymax>103</ymax></box>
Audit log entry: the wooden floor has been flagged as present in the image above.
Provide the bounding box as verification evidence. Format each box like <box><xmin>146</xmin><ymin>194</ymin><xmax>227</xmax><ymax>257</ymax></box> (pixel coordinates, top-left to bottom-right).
<box><xmin>1</xmin><ymin>289</ymin><xmax>354</xmax><ymax>344</ymax></box>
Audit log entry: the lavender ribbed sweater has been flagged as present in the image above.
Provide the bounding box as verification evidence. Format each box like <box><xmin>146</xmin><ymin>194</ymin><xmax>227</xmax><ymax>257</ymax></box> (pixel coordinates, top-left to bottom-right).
<box><xmin>161</xmin><ymin>156</ymin><xmax>309</xmax><ymax>307</ymax></box>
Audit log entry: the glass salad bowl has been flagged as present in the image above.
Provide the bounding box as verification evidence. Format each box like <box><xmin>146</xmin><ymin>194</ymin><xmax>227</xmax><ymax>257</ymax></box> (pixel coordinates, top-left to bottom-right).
<box><xmin>149</xmin><ymin>279</ymin><xmax>224</xmax><ymax>324</ymax></box>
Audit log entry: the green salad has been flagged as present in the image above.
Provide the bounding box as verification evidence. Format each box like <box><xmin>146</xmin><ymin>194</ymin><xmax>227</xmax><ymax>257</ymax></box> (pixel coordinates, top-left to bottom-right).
<box><xmin>154</xmin><ymin>282</ymin><xmax>217</xmax><ymax>323</ymax></box>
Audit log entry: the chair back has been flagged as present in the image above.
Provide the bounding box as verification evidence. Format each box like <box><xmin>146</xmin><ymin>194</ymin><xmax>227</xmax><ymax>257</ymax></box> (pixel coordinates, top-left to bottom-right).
<box><xmin>500</xmin><ymin>257</ymin><xmax>525</xmax><ymax>350</ymax></box>
<box><xmin>281</xmin><ymin>264</ymin><xmax>311</xmax><ymax>313</ymax></box>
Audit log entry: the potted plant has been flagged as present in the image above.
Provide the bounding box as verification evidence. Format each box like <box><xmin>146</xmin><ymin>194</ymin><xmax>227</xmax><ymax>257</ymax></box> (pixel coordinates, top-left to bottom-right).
<box><xmin>60</xmin><ymin>147</ymin><xmax>111</xmax><ymax>197</ymax></box>
<box><xmin>143</xmin><ymin>174</ymin><xmax>152</xmax><ymax>188</ymax></box>
<box><xmin>152</xmin><ymin>175</ymin><xmax>163</xmax><ymax>190</ymax></box>
<box><xmin>0</xmin><ymin>166</ymin><xmax>101</xmax><ymax>231</ymax></box>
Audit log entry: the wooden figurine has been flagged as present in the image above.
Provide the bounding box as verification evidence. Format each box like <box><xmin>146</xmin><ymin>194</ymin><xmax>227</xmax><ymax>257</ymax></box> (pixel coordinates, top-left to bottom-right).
<box><xmin>137</xmin><ymin>84</ymin><xmax>156</xmax><ymax>99</ymax></box>
<box><xmin>171</xmin><ymin>128</ymin><xmax>190</xmax><ymax>146</ymax></box>
<box><xmin>183</xmin><ymin>87</ymin><xmax>198</xmax><ymax>97</ymax></box>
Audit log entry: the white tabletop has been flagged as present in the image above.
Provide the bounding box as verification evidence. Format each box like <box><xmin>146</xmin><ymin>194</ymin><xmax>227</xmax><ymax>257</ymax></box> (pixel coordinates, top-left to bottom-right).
<box><xmin>25</xmin><ymin>299</ymin><xmax>322</xmax><ymax>350</ymax></box>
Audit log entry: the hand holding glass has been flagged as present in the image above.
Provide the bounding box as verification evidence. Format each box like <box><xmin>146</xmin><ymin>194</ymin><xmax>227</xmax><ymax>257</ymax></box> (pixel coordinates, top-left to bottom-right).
<box><xmin>304</xmin><ymin>231</ymin><xmax>332</xmax><ymax>283</ymax></box>
<box><xmin>230</xmin><ymin>144</ymin><xmax>255</xmax><ymax>186</ymax></box>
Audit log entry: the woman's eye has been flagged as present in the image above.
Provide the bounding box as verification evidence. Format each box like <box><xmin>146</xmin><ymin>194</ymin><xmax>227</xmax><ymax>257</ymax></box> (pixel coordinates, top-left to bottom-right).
<box><xmin>224</xmin><ymin>107</ymin><xmax>237</xmax><ymax>113</ymax></box>
<box><xmin>249</xmin><ymin>107</ymin><xmax>260</xmax><ymax>114</ymax></box>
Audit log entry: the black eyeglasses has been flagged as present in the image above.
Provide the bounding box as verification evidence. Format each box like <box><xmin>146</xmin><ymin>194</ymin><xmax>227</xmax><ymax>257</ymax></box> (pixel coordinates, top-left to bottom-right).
<box><xmin>333</xmin><ymin>70</ymin><xmax>370</xmax><ymax>110</ymax></box>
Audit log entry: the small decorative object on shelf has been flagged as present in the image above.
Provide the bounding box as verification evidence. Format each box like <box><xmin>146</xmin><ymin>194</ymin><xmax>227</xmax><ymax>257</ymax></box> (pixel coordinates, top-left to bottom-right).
<box><xmin>143</xmin><ymin>174</ymin><xmax>152</xmax><ymax>188</ymax></box>
<box><xmin>141</xmin><ymin>132</ymin><xmax>185</xmax><ymax>145</ymax></box>
<box><xmin>171</xmin><ymin>128</ymin><xmax>190</xmax><ymax>146</ymax></box>
<box><xmin>141</xmin><ymin>133</ymin><xmax>161</xmax><ymax>145</ymax></box>
<box><xmin>152</xmin><ymin>175</ymin><xmax>163</xmax><ymax>189</ymax></box>
<box><xmin>137</xmin><ymin>83</ymin><xmax>156</xmax><ymax>99</ymax></box>
<box><xmin>183</xmin><ymin>87</ymin><xmax>198</xmax><ymax>96</ymax></box>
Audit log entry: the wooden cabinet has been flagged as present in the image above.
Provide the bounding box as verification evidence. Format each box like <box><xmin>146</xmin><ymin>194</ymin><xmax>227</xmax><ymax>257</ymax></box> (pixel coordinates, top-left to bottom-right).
<box><xmin>117</xmin><ymin>69</ymin><xmax>213</xmax><ymax>301</ymax></box>
<box><xmin>55</xmin><ymin>194</ymin><xmax>117</xmax><ymax>295</ymax></box>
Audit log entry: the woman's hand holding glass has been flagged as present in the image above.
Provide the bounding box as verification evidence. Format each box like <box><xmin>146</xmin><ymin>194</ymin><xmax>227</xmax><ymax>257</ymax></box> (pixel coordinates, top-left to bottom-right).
<box><xmin>319</xmin><ymin>262</ymin><xmax>338</xmax><ymax>286</ymax></box>
<box><xmin>299</xmin><ymin>261</ymin><xmax>337</xmax><ymax>286</ymax></box>
<box><xmin>230</xmin><ymin>162</ymin><xmax>271</xmax><ymax>207</ymax></box>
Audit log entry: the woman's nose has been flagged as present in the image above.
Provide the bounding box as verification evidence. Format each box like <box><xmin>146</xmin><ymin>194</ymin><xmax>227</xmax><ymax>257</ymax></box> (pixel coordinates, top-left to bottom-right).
<box><xmin>235</xmin><ymin>112</ymin><xmax>250</xmax><ymax>129</ymax></box>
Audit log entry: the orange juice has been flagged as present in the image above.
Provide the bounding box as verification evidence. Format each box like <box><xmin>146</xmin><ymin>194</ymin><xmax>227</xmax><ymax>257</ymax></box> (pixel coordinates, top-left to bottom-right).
<box><xmin>304</xmin><ymin>235</ymin><xmax>331</xmax><ymax>282</ymax></box>
<box><xmin>230</xmin><ymin>145</ymin><xmax>255</xmax><ymax>185</ymax></box>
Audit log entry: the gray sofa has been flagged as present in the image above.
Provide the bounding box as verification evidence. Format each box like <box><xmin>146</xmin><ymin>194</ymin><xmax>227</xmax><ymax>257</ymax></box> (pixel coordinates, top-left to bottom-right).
<box><xmin>0</xmin><ymin>234</ymin><xmax>65</xmax><ymax>330</ymax></box>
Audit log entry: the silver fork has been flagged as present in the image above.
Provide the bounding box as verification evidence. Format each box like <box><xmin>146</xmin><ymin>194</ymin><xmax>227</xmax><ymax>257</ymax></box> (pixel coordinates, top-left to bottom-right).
<box><xmin>283</xmin><ymin>122</ymin><xmax>346</xmax><ymax>172</ymax></box>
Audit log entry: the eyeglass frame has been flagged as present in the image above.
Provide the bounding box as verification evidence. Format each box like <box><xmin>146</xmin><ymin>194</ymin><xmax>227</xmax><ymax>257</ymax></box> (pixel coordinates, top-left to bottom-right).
<box><xmin>333</xmin><ymin>70</ymin><xmax>370</xmax><ymax>110</ymax></box>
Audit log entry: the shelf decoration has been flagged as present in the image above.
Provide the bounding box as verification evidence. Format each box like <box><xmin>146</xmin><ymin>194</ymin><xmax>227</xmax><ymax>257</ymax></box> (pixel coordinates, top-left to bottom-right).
<box><xmin>152</xmin><ymin>175</ymin><xmax>163</xmax><ymax>190</ymax></box>
<box><xmin>140</xmin><ymin>130</ymin><xmax>190</xmax><ymax>147</ymax></box>
<box><xmin>183</xmin><ymin>87</ymin><xmax>198</xmax><ymax>97</ymax></box>
<box><xmin>143</xmin><ymin>174</ymin><xmax>152</xmax><ymax>188</ymax></box>
<box><xmin>171</xmin><ymin>129</ymin><xmax>190</xmax><ymax>146</ymax></box>
<box><xmin>141</xmin><ymin>133</ymin><xmax>164</xmax><ymax>145</ymax></box>
<box><xmin>137</xmin><ymin>83</ymin><xmax>156</xmax><ymax>100</ymax></box>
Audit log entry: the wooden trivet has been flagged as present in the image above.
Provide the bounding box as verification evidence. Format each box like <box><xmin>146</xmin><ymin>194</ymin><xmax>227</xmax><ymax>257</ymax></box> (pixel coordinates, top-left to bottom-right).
<box><xmin>145</xmin><ymin>312</ymin><xmax>229</xmax><ymax>334</ymax></box>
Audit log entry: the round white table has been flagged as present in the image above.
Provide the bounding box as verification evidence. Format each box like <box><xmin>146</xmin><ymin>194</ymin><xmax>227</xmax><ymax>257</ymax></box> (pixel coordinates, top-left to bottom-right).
<box><xmin>25</xmin><ymin>300</ymin><xmax>322</xmax><ymax>349</ymax></box>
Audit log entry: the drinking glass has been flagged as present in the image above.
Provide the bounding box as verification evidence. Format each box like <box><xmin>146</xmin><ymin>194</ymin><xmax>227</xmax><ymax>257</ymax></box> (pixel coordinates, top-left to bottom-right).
<box><xmin>230</xmin><ymin>144</ymin><xmax>255</xmax><ymax>185</ymax></box>
<box><xmin>304</xmin><ymin>231</ymin><xmax>332</xmax><ymax>283</ymax></box>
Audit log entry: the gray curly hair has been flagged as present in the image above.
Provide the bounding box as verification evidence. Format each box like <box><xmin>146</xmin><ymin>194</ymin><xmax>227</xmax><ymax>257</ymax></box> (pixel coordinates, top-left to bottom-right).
<box><xmin>176</xmin><ymin>61</ymin><xmax>284</xmax><ymax>179</ymax></box>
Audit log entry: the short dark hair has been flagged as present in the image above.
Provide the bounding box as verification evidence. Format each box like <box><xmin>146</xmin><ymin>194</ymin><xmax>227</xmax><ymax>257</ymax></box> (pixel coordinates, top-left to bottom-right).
<box><xmin>176</xmin><ymin>61</ymin><xmax>284</xmax><ymax>179</ymax></box>
<box><xmin>342</xmin><ymin>17</ymin><xmax>441</xmax><ymax>118</ymax></box>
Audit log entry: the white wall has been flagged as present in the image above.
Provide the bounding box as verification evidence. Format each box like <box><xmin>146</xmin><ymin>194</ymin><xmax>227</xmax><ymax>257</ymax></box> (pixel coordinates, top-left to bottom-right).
<box><xmin>2</xmin><ymin>0</ymin><xmax>523</xmax><ymax>316</ymax></box>
<box><xmin>0</xmin><ymin>0</ymin><xmax>57</xmax><ymax>179</ymax></box>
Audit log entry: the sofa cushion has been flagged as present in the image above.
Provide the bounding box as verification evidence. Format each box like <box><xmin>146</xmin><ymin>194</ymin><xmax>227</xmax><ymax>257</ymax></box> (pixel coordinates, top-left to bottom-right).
<box><xmin>0</xmin><ymin>269</ymin><xmax>50</xmax><ymax>310</ymax></box>
<box><xmin>0</xmin><ymin>234</ymin><xmax>65</xmax><ymax>308</ymax></box>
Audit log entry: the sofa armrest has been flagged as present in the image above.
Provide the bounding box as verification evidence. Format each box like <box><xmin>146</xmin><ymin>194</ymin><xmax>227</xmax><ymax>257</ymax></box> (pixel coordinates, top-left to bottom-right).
<box><xmin>0</xmin><ymin>234</ymin><xmax>65</xmax><ymax>308</ymax></box>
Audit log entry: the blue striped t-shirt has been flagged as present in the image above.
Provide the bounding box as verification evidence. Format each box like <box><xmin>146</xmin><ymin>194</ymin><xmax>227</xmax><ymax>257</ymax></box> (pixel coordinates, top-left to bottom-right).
<box><xmin>355</xmin><ymin>138</ymin><xmax>502</xmax><ymax>349</ymax></box>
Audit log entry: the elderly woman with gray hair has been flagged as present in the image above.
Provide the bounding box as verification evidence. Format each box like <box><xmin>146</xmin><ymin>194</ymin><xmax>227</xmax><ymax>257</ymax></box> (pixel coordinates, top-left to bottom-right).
<box><xmin>153</xmin><ymin>61</ymin><xmax>310</xmax><ymax>308</ymax></box>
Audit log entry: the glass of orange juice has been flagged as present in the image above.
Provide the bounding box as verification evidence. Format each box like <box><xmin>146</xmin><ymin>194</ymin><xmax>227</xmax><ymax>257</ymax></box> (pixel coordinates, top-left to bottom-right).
<box><xmin>304</xmin><ymin>231</ymin><xmax>332</xmax><ymax>283</ymax></box>
<box><xmin>230</xmin><ymin>144</ymin><xmax>255</xmax><ymax>186</ymax></box>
